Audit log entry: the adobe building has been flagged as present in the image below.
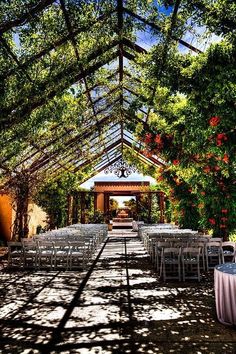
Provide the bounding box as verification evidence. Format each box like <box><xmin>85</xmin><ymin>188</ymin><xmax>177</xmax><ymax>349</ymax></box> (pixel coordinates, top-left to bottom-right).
<box><xmin>68</xmin><ymin>181</ymin><xmax>165</xmax><ymax>224</ymax></box>
<box><xmin>94</xmin><ymin>181</ymin><xmax>150</xmax><ymax>213</ymax></box>
<box><xmin>0</xmin><ymin>192</ymin><xmax>47</xmax><ymax>243</ymax></box>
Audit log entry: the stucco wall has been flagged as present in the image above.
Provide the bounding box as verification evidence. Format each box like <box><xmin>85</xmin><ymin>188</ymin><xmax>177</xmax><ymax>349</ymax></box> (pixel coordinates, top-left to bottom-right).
<box><xmin>94</xmin><ymin>182</ymin><xmax>150</xmax><ymax>212</ymax></box>
<box><xmin>28</xmin><ymin>203</ymin><xmax>47</xmax><ymax>237</ymax></box>
<box><xmin>0</xmin><ymin>193</ymin><xmax>47</xmax><ymax>240</ymax></box>
<box><xmin>0</xmin><ymin>194</ymin><xmax>12</xmax><ymax>242</ymax></box>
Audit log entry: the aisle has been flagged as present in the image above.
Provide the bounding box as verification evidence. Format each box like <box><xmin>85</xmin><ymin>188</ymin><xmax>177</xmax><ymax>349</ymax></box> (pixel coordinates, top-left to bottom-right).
<box><xmin>0</xmin><ymin>235</ymin><xmax>235</xmax><ymax>353</ymax></box>
<box><xmin>48</xmin><ymin>236</ymin><xmax>141</xmax><ymax>353</ymax></box>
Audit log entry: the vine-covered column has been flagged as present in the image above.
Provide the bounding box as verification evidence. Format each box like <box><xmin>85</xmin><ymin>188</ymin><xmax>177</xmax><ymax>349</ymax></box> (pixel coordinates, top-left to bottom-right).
<box><xmin>159</xmin><ymin>192</ymin><xmax>165</xmax><ymax>224</ymax></box>
<box><xmin>66</xmin><ymin>194</ymin><xmax>73</xmax><ymax>225</ymax></box>
<box><xmin>10</xmin><ymin>171</ymin><xmax>30</xmax><ymax>241</ymax></box>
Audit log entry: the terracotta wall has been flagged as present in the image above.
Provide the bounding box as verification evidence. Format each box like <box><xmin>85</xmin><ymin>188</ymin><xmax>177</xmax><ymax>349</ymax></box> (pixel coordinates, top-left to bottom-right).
<box><xmin>94</xmin><ymin>182</ymin><xmax>150</xmax><ymax>212</ymax></box>
<box><xmin>0</xmin><ymin>194</ymin><xmax>12</xmax><ymax>242</ymax></box>
<box><xmin>0</xmin><ymin>193</ymin><xmax>47</xmax><ymax>241</ymax></box>
<box><xmin>96</xmin><ymin>193</ymin><xmax>104</xmax><ymax>211</ymax></box>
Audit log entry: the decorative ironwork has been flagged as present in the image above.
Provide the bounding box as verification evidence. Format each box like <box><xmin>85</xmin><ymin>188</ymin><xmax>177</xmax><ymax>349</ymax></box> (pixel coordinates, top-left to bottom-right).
<box><xmin>104</xmin><ymin>158</ymin><xmax>136</xmax><ymax>178</ymax></box>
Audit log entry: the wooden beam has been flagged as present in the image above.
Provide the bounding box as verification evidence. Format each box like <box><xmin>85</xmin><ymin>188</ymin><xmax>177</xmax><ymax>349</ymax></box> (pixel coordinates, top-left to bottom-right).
<box><xmin>123</xmin><ymin>138</ymin><xmax>165</xmax><ymax>167</ymax></box>
<box><xmin>1</xmin><ymin>46</ymin><xmax>119</xmax><ymax>129</ymax></box>
<box><xmin>0</xmin><ymin>11</ymin><xmax>114</xmax><ymax>80</ymax></box>
<box><xmin>123</xmin><ymin>7</ymin><xmax>202</xmax><ymax>54</ymax></box>
<box><xmin>74</xmin><ymin>139</ymin><xmax>122</xmax><ymax>172</ymax></box>
<box><xmin>47</xmin><ymin>128</ymin><xmax>121</xmax><ymax>174</ymax></box>
<box><xmin>28</xmin><ymin>110</ymin><xmax>119</xmax><ymax>173</ymax></box>
<box><xmin>0</xmin><ymin>0</ymin><xmax>55</xmax><ymax>34</ymax></box>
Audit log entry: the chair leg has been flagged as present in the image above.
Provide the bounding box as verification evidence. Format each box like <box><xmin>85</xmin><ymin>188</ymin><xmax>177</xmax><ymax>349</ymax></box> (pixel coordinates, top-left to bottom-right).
<box><xmin>182</xmin><ymin>264</ymin><xmax>185</xmax><ymax>282</ymax></box>
<box><xmin>178</xmin><ymin>264</ymin><xmax>181</xmax><ymax>281</ymax></box>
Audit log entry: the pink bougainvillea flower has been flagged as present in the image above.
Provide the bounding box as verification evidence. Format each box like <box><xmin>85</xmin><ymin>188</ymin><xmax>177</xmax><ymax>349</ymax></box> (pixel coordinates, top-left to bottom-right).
<box><xmin>209</xmin><ymin>116</ymin><xmax>220</xmax><ymax>126</ymax></box>
<box><xmin>209</xmin><ymin>218</ymin><xmax>216</xmax><ymax>225</ymax></box>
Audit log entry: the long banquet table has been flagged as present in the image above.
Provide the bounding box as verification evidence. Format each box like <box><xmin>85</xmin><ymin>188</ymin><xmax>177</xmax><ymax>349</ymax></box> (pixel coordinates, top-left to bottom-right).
<box><xmin>214</xmin><ymin>263</ymin><xmax>236</xmax><ymax>326</ymax></box>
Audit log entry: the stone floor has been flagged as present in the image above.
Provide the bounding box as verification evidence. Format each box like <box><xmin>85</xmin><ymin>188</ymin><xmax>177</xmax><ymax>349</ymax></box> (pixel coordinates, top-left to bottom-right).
<box><xmin>0</xmin><ymin>231</ymin><xmax>236</xmax><ymax>354</ymax></box>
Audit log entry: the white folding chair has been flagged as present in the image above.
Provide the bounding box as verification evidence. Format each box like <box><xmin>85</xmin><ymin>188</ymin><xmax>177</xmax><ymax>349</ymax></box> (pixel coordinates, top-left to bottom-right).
<box><xmin>161</xmin><ymin>247</ymin><xmax>181</xmax><ymax>282</ymax></box>
<box><xmin>37</xmin><ymin>241</ymin><xmax>55</xmax><ymax>269</ymax></box>
<box><xmin>68</xmin><ymin>241</ymin><xmax>86</xmax><ymax>270</ymax></box>
<box><xmin>221</xmin><ymin>241</ymin><xmax>236</xmax><ymax>263</ymax></box>
<box><xmin>206</xmin><ymin>241</ymin><xmax>222</xmax><ymax>270</ymax></box>
<box><xmin>22</xmin><ymin>238</ymin><xmax>38</xmax><ymax>269</ymax></box>
<box><xmin>54</xmin><ymin>241</ymin><xmax>70</xmax><ymax>269</ymax></box>
<box><xmin>7</xmin><ymin>242</ymin><xmax>23</xmax><ymax>268</ymax></box>
<box><xmin>182</xmin><ymin>247</ymin><xmax>201</xmax><ymax>282</ymax></box>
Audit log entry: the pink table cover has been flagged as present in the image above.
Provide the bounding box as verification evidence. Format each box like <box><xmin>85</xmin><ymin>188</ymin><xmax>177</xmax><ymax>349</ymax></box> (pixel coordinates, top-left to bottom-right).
<box><xmin>214</xmin><ymin>263</ymin><xmax>236</xmax><ymax>326</ymax></box>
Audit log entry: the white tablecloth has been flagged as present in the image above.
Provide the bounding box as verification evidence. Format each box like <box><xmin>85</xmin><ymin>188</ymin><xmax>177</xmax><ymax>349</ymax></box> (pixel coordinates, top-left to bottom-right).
<box><xmin>214</xmin><ymin>263</ymin><xmax>236</xmax><ymax>326</ymax></box>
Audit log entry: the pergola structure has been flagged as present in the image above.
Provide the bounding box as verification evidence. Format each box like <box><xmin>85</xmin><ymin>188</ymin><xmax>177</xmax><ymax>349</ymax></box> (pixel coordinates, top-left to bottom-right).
<box><xmin>1</xmin><ymin>0</ymin><xmax>232</xmax><ymax>240</ymax></box>
<box><xmin>0</xmin><ymin>0</ymin><xmax>207</xmax><ymax>184</ymax></box>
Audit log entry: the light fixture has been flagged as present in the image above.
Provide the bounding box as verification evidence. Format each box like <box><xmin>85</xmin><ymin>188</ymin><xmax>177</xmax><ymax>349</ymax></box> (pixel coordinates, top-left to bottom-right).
<box><xmin>104</xmin><ymin>158</ymin><xmax>136</xmax><ymax>178</ymax></box>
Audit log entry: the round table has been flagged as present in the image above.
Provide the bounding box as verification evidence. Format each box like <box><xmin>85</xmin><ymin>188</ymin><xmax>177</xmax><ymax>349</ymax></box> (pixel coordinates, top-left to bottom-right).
<box><xmin>214</xmin><ymin>263</ymin><xmax>236</xmax><ymax>326</ymax></box>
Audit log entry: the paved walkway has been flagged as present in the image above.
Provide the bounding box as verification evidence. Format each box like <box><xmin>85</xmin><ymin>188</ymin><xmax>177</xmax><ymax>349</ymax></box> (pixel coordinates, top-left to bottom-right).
<box><xmin>0</xmin><ymin>232</ymin><xmax>236</xmax><ymax>353</ymax></box>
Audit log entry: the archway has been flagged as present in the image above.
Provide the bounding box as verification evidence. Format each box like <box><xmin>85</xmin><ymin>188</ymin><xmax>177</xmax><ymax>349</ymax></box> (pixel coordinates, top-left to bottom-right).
<box><xmin>67</xmin><ymin>182</ymin><xmax>165</xmax><ymax>225</ymax></box>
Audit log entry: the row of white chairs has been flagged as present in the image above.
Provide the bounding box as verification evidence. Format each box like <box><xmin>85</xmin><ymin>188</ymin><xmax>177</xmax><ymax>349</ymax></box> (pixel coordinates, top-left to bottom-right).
<box><xmin>7</xmin><ymin>225</ymin><xmax>107</xmax><ymax>270</ymax></box>
<box><xmin>161</xmin><ymin>247</ymin><xmax>202</xmax><ymax>282</ymax></box>
<box><xmin>8</xmin><ymin>239</ymin><xmax>91</xmax><ymax>270</ymax></box>
<box><xmin>143</xmin><ymin>234</ymin><xmax>236</xmax><ymax>281</ymax></box>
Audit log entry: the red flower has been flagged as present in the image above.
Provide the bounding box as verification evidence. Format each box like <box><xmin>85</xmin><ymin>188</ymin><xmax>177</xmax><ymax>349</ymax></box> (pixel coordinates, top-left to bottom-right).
<box><xmin>216</xmin><ymin>133</ymin><xmax>227</xmax><ymax>146</ymax></box>
<box><xmin>222</xmin><ymin>154</ymin><xmax>229</xmax><ymax>163</ymax></box>
<box><xmin>200</xmin><ymin>191</ymin><xmax>206</xmax><ymax>196</ymax></box>
<box><xmin>220</xmin><ymin>224</ymin><xmax>227</xmax><ymax>229</ymax></box>
<box><xmin>155</xmin><ymin>134</ymin><xmax>162</xmax><ymax>145</ymax></box>
<box><xmin>173</xmin><ymin>159</ymin><xmax>180</xmax><ymax>165</ymax></box>
<box><xmin>143</xmin><ymin>150</ymin><xmax>152</xmax><ymax>158</ymax></box>
<box><xmin>217</xmin><ymin>133</ymin><xmax>227</xmax><ymax>140</ymax></box>
<box><xmin>144</xmin><ymin>133</ymin><xmax>152</xmax><ymax>144</ymax></box>
<box><xmin>221</xmin><ymin>209</ymin><xmax>228</xmax><ymax>214</ymax></box>
<box><xmin>209</xmin><ymin>218</ymin><xmax>216</xmax><ymax>225</ymax></box>
<box><xmin>206</xmin><ymin>153</ymin><xmax>214</xmax><ymax>159</ymax></box>
<box><xmin>221</xmin><ymin>217</ymin><xmax>228</xmax><ymax>222</ymax></box>
<box><xmin>209</xmin><ymin>116</ymin><xmax>220</xmax><ymax>127</ymax></box>
<box><xmin>203</xmin><ymin>166</ymin><xmax>211</xmax><ymax>173</ymax></box>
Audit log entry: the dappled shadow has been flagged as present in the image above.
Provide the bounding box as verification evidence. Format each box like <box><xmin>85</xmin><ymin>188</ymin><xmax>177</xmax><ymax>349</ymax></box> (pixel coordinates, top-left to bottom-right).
<box><xmin>0</xmin><ymin>237</ymin><xmax>236</xmax><ymax>353</ymax></box>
